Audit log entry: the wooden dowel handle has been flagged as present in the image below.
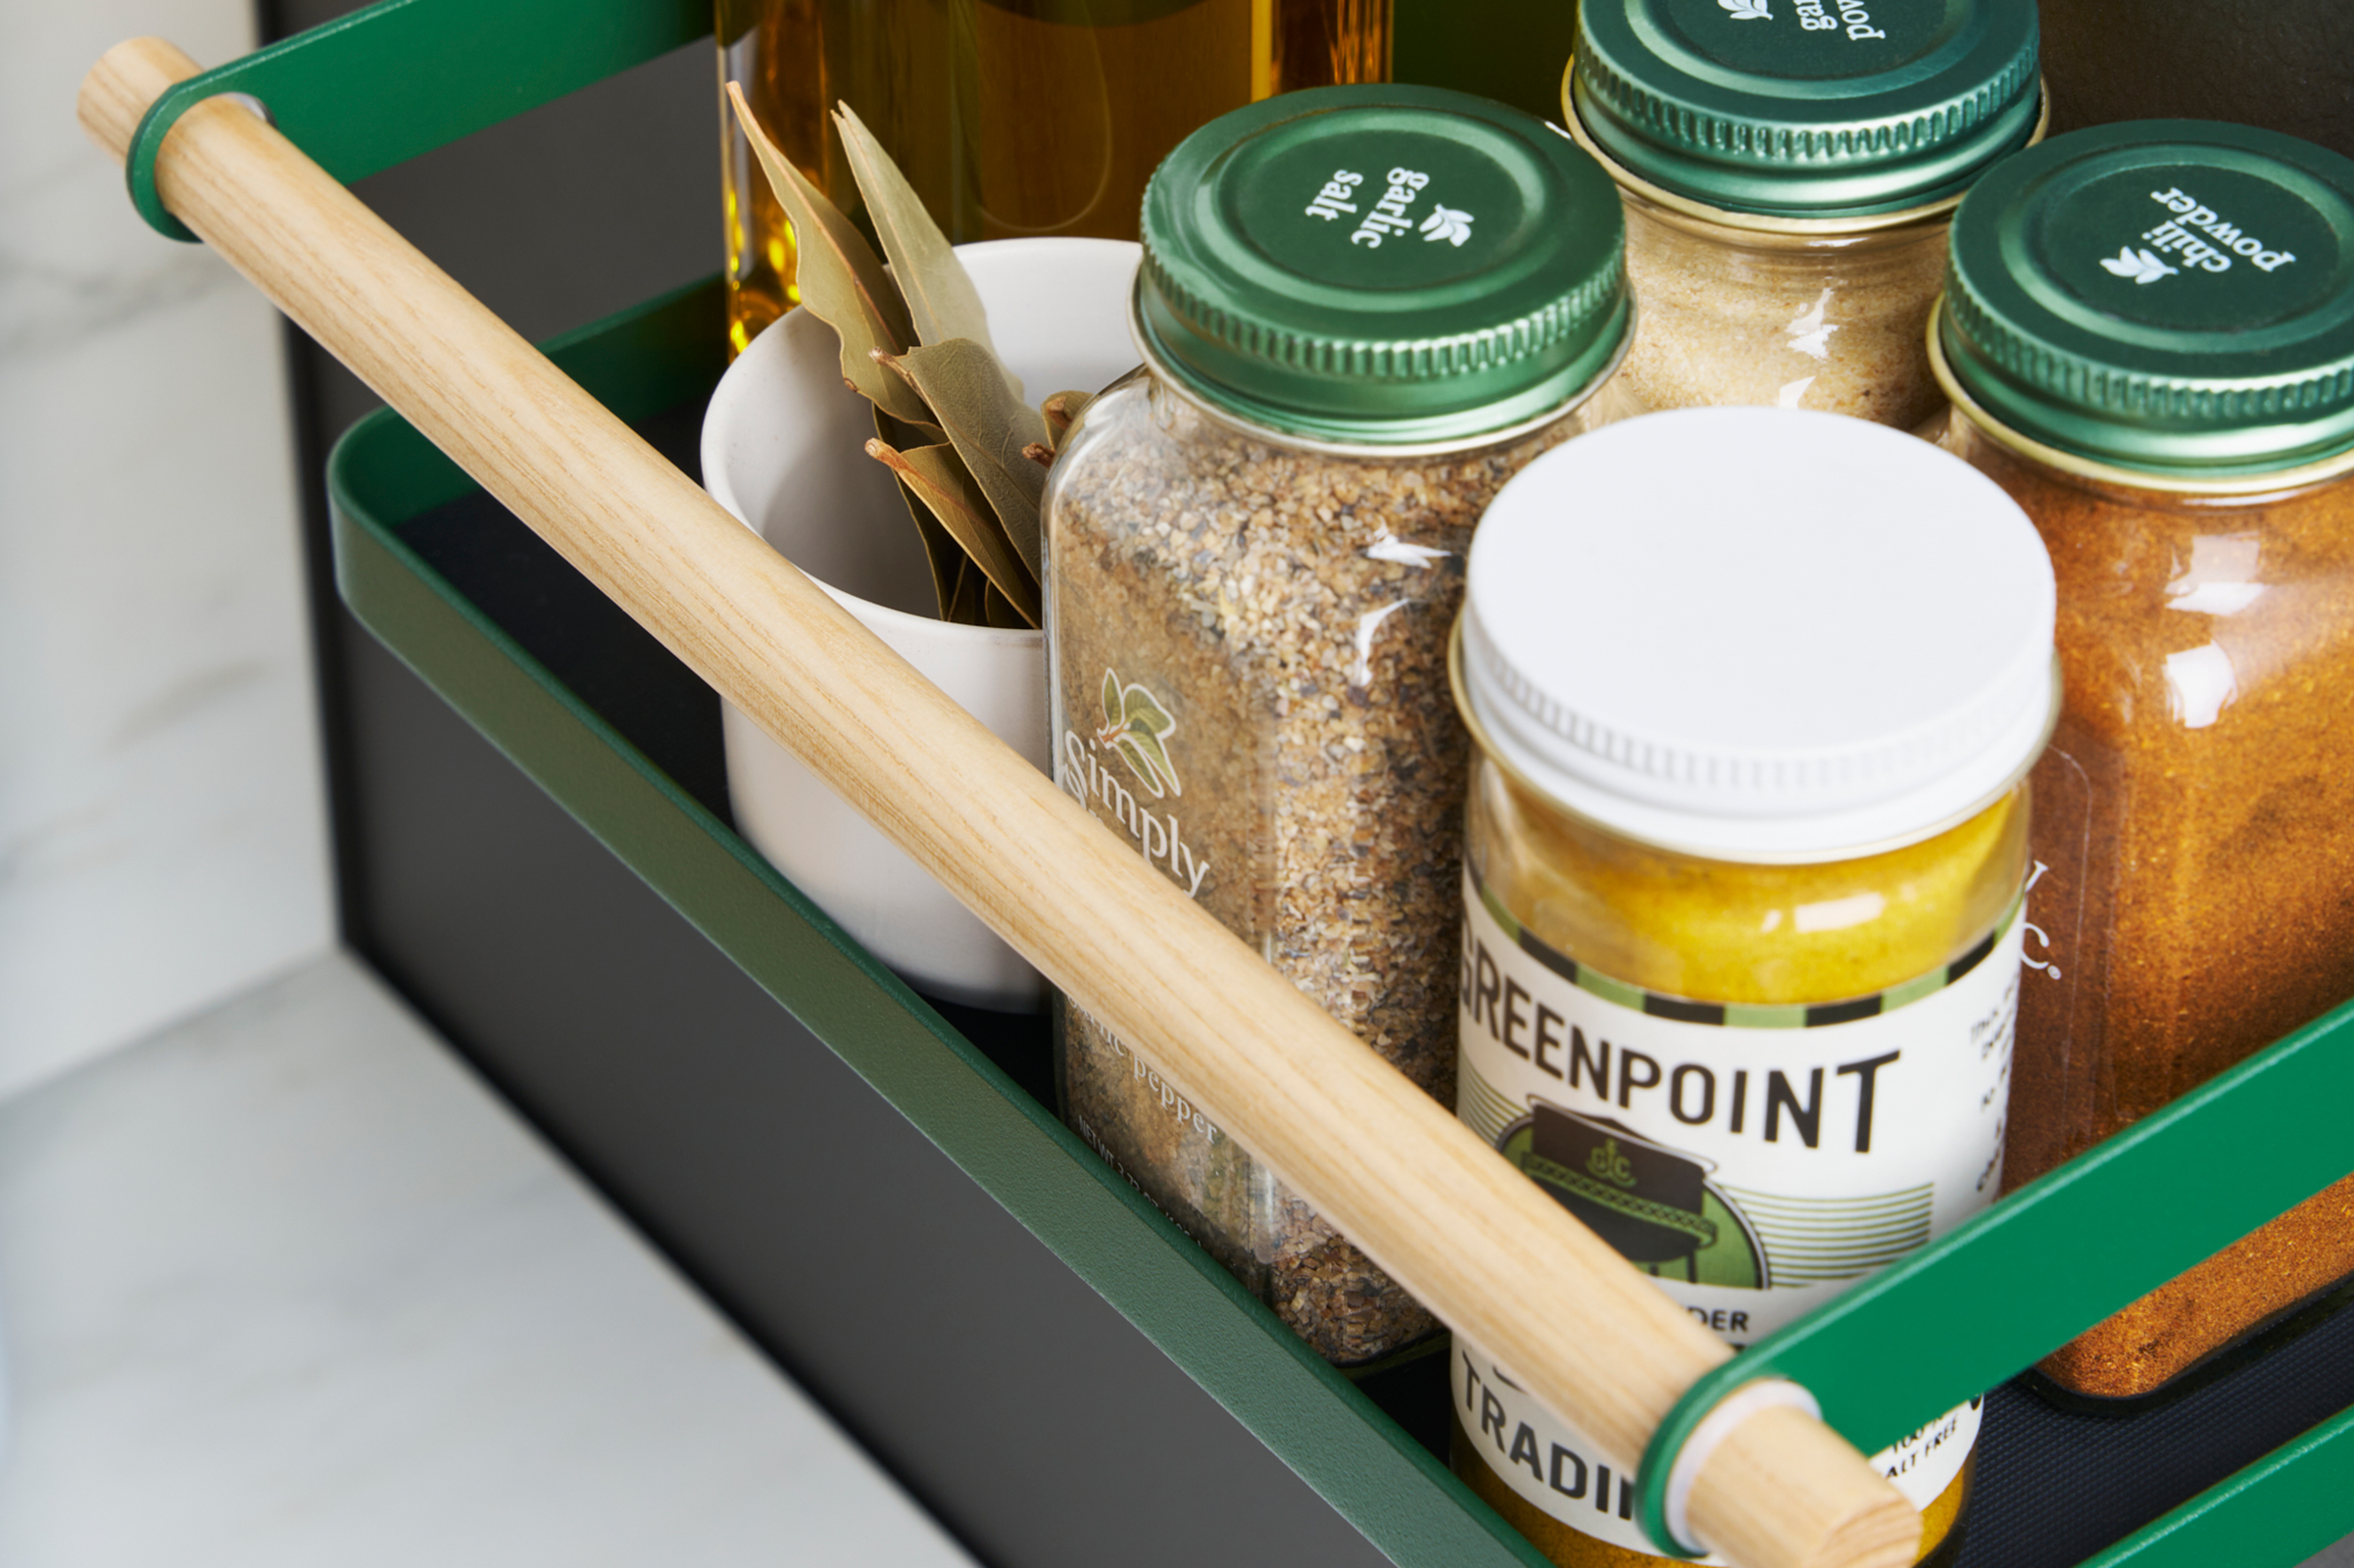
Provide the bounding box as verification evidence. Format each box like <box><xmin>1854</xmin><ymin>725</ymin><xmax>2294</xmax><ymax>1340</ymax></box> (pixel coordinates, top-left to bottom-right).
<box><xmin>81</xmin><ymin>38</ymin><xmax>1916</xmax><ymax>1568</ymax></box>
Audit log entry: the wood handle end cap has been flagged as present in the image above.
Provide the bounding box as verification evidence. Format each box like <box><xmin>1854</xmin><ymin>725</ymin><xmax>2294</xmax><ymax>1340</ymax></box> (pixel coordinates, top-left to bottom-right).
<box><xmin>79</xmin><ymin>37</ymin><xmax>203</xmax><ymax>163</ymax></box>
<box><xmin>1688</xmin><ymin>1405</ymin><xmax>1921</xmax><ymax>1568</ymax></box>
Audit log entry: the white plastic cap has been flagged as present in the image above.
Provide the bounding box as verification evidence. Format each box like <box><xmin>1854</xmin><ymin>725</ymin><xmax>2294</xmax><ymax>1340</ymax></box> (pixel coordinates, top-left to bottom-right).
<box><xmin>1460</xmin><ymin>407</ymin><xmax>2056</xmax><ymax>862</ymax></box>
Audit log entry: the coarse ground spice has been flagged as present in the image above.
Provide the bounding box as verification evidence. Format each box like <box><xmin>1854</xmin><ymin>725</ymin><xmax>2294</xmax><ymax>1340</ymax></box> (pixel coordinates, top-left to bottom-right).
<box><xmin>1049</xmin><ymin>374</ymin><xmax>1613</xmax><ymax>1362</ymax></box>
<box><xmin>1943</xmin><ymin>414</ymin><xmax>2354</xmax><ymax>1399</ymax></box>
<box><xmin>1443</xmin><ymin>409</ymin><xmax>2056</xmax><ymax>1565</ymax></box>
<box><xmin>1041</xmin><ymin>84</ymin><xmax>1635</xmax><ymax>1364</ymax></box>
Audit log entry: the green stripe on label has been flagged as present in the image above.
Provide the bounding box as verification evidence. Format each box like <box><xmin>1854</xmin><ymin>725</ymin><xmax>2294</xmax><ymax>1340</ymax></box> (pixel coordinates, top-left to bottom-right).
<box><xmin>1577</xmin><ymin>968</ymin><xmax>1648</xmax><ymax>1010</ymax></box>
<box><xmin>1469</xmin><ymin>867</ymin><xmax>2025</xmax><ymax>1031</ymax></box>
<box><xmin>1722</xmin><ymin>1002</ymin><xmax>1811</xmax><ymax>1029</ymax></box>
<box><xmin>1478</xmin><ymin>880</ymin><xmax>1523</xmax><ymax>944</ymax></box>
<box><xmin>1882</xmin><ymin>968</ymin><xmax>1951</xmax><ymax>1011</ymax></box>
<box><xmin>1719</xmin><ymin>1181</ymin><xmax>1937</xmax><ymax>1283</ymax></box>
<box><xmin>1458</xmin><ymin>1060</ymin><xmax>1523</xmax><ymax>1146</ymax></box>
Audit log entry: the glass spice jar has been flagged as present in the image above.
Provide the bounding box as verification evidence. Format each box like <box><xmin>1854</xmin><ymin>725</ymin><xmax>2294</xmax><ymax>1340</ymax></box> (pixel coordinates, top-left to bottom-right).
<box><xmin>1561</xmin><ymin>0</ymin><xmax>2042</xmax><ymax>431</ymax></box>
<box><xmin>1448</xmin><ymin>409</ymin><xmax>2057</xmax><ymax>1567</ymax></box>
<box><xmin>1044</xmin><ymin>83</ymin><xmax>1636</xmax><ymax>1365</ymax></box>
<box><xmin>1935</xmin><ymin>119</ymin><xmax>2354</xmax><ymax>1402</ymax></box>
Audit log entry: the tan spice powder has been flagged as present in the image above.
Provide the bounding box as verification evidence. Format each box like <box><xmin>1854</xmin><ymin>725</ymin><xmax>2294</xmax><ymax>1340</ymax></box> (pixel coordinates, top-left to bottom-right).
<box><xmin>1607</xmin><ymin>191</ymin><xmax>1953</xmax><ymax>432</ymax></box>
<box><xmin>1046</xmin><ymin>373</ymin><xmax>1613</xmax><ymax>1363</ymax></box>
<box><xmin>1949</xmin><ymin>414</ymin><xmax>2354</xmax><ymax>1400</ymax></box>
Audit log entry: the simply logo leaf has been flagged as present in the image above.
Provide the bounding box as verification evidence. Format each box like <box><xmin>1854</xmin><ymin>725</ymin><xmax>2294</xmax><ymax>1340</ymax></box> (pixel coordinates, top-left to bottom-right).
<box><xmin>1098</xmin><ymin>668</ymin><xmax>1182</xmax><ymax>799</ymax></box>
<box><xmin>2101</xmin><ymin>245</ymin><xmax>2180</xmax><ymax>284</ymax></box>
<box><xmin>1419</xmin><ymin>205</ymin><xmax>1475</xmax><ymax>246</ymax></box>
<box><xmin>1719</xmin><ymin>0</ymin><xmax>1770</xmax><ymax>18</ymax></box>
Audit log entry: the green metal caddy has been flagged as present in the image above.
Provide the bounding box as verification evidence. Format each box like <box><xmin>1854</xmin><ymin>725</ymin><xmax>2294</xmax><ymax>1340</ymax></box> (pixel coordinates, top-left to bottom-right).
<box><xmin>119</xmin><ymin>3</ymin><xmax>2354</xmax><ymax>1565</ymax></box>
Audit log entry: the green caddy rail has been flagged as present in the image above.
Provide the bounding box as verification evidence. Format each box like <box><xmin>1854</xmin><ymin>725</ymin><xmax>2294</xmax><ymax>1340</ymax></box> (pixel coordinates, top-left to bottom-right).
<box><xmin>127</xmin><ymin>2</ymin><xmax>2354</xmax><ymax>1565</ymax></box>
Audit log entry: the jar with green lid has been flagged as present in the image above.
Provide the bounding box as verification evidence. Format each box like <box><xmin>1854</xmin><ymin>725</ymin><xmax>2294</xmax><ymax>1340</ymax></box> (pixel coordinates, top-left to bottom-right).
<box><xmin>1043</xmin><ymin>83</ymin><xmax>1635</xmax><ymax>1364</ymax></box>
<box><xmin>1934</xmin><ymin>119</ymin><xmax>2354</xmax><ymax>1402</ymax></box>
<box><xmin>1564</xmin><ymin>0</ymin><xmax>2041</xmax><ymax>429</ymax></box>
<box><xmin>1448</xmin><ymin>408</ymin><xmax>2055</xmax><ymax>1566</ymax></box>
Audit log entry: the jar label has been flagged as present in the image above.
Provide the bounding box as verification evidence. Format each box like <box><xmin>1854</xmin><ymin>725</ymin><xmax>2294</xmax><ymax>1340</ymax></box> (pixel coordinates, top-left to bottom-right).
<box><xmin>1452</xmin><ymin>868</ymin><xmax>2019</xmax><ymax>1556</ymax></box>
<box><xmin>1454</xmin><ymin>1336</ymin><xmax>1982</xmax><ymax>1560</ymax></box>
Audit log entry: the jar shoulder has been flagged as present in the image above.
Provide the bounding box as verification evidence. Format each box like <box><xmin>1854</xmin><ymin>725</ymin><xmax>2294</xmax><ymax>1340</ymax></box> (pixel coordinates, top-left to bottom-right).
<box><xmin>1957</xmin><ymin>440</ymin><xmax>2354</xmax><ymax>742</ymax></box>
<box><xmin>1045</xmin><ymin>381</ymin><xmax>1591</xmax><ymax>645</ymax></box>
<box><xmin>1468</xmin><ymin>760</ymin><xmax>2030</xmax><ymax>1004</ymax></box>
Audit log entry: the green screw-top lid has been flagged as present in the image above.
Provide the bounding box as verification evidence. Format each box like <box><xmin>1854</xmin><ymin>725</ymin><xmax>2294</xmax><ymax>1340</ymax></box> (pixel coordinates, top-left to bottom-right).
<box><xmin>1137</xmin><ymin>85</ymin><xmax>1631</xmax><ymax>445</ymax></box>
<box><xmin>1941</xmin><ymin>121</ymin><xmax>2354</xmax><ymax>477</ymax></box>
<box><xmin>1569</xmin><ymin>0</ymin><xmax>2040</xmax><ymax>218</ymax></box>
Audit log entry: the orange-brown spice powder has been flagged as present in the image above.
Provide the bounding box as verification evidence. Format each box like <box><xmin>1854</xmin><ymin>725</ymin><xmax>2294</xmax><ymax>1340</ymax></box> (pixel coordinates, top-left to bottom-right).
<box><xmin>1950</xmin><ymin>416</ymin><xmax>2354</xmax><ymax>1399</ymax></box>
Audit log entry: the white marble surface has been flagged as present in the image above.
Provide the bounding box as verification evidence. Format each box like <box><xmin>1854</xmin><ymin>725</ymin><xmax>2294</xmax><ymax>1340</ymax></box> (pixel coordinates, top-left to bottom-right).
<box><xmin>0</xmin><ymin>952</ymin><xmax>979</xmax><ymax>1568</ymax></box>
<box><xmin>0</xmin><ymin>0</ymin><xmax>334</xmax><ymax>1100</ymax></box>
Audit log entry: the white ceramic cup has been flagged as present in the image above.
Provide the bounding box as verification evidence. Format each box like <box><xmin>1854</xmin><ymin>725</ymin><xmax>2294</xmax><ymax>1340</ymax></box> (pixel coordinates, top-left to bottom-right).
<box><xmin>701</xmin><ymin>237</ymin><xmax>1142</xmax><ymax>1011</ymax></box>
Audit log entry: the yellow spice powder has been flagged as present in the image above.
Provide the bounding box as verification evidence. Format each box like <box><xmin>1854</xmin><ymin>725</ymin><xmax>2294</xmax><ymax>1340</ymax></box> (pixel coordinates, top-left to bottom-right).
<box><xmin>1470</xmin><ymin>761</ymin><xmax>2028</xmax><ymax>1006</ymax></box>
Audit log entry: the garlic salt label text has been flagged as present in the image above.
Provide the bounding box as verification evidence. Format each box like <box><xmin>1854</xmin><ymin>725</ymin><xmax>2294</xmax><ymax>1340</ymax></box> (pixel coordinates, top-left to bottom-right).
<box><xmin>1452</xmin><ymin>870</ymin><xmax>2019</xmax><ymax>1554</ymax></box>
<box><xmin>1303</xmin><ymin>167</ymin><xmax>1477</xmax><ymax>249</ymax></box>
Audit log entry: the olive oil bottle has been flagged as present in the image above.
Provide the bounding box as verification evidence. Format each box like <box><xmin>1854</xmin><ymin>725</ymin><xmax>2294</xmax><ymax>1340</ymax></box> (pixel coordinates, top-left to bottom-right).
<box><xmin>716</xmin><ymin>0</ymin><xmax>1391</xmax><ymax>353</ymax></box>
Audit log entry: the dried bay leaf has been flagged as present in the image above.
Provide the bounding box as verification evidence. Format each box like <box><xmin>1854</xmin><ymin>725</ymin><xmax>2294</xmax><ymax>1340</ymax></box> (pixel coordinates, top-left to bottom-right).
<box><xmin>834</xmin><ymin>101</ymin><xmax>1013</xmax><ymax>397</ymax></box>
<box><xmin>1042</xmin><ymin>390</ymin><xmax>1095</xmax><ymax>449</ymax></box>
<box><xmin>983</xmin><ymin>583</ymin><xmax>1027</xmax><ymax>629</ymax></box>
<box><xmin>725</xmin><ymin>83</ymin><xmax>930</xmax><ymax>426</ymax></box>
<box><xmin>876</xmin><ymin>406</ymin><xmax>961</xmax><ymax>618</ymax></box>
<box><xmin>904</xmin><ymin>483</ymin><xmax>964</xmax><ymax>620</ymax></box>
<box><xmin>874</xmin><ymin>403</ymin><xmax>945</xmax><ymax>449</ymax></box>
<box><xmin>884</xmin><ymin>339</ymin><xmax>1052</xmax><ymax>581</ymax></box>
<box><xmin>865</xmin><ymin>438</ymin><xmax>1041</xmax><ymax>627</ymax></box>
<box><xmin>947</xmin><ymin>555</ymin><xmax>986</xmax><ymax>627</ymax></box>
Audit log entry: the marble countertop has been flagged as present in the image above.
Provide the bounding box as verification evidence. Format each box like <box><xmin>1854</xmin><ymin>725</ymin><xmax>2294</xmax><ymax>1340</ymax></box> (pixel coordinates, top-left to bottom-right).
<box><xmin>0</xmin><ymin>953</ymin><xmax>978</xmax><ymax>1568</ymax></box>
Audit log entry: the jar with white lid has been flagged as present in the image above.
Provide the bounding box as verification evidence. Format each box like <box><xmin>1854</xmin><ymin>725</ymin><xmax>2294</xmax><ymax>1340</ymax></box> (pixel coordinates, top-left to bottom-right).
<box><xmin>1563</xmin><ymin>0</ymin><xmax>2041</xmax><ymax>430</ymax></box>
<box><xmin>1447</xmin><ymin>408</ymin><xmax>2055</xmax><ymax>1567</ymax></box>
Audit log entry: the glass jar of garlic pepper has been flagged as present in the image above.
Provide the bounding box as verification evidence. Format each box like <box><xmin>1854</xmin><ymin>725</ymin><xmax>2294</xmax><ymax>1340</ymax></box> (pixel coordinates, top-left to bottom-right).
<box><xmin>1448</xmin><ymin>409</ymin><xmax>2056</xmax><ymax>1567</ymax></box>
<box><xmin>1044</xmin><ymin>84</ymin><xmax>1636</xmax><ymax>1364</ymax></box>
<box><xmin>1562</xmin><ymin>0</ymin><xmax>2041</xmax><ymax>430</ymax></box>
<box><xmin>1934</xmin><ymin>120</ymin><xmax>2354</xmax><ymax>1402</ymax></box>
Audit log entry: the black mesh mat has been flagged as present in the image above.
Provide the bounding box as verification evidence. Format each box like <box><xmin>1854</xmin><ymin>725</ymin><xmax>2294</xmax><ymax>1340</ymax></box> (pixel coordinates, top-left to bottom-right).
<box><xmin>1955</xmin><ymin>1287</ymin><xmax>2354</xmax><ymax>1568</ymax></box>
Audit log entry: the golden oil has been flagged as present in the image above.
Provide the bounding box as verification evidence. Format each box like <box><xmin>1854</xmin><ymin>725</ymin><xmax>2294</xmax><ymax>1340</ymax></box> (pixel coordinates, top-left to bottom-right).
<box><xmin>716</xmin><ymin>0</ymin><xmax>1391</xmax><ymax>355</ymax></box>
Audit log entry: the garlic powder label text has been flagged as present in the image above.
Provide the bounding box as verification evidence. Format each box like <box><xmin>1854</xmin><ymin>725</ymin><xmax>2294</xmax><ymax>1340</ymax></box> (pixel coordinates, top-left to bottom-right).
<box><xmin>1739</xmin><ymin>0</ymin><xmax>1888</xmax><ymax>39</ymax></box>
